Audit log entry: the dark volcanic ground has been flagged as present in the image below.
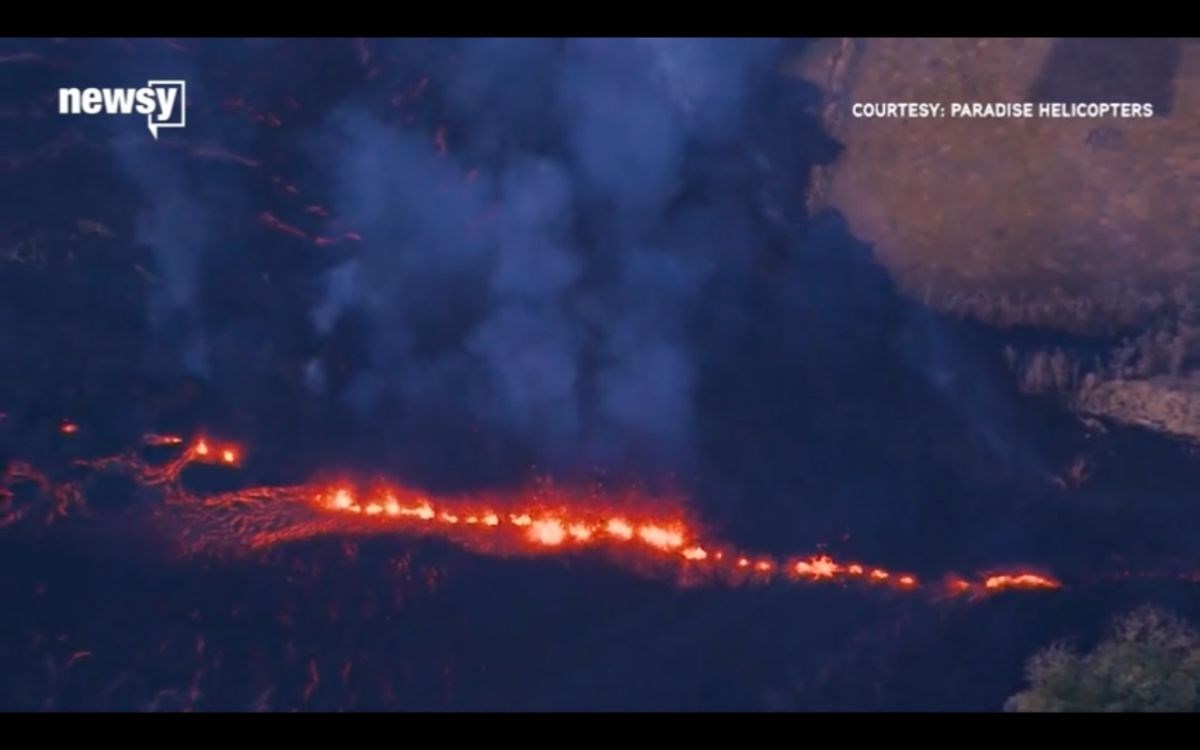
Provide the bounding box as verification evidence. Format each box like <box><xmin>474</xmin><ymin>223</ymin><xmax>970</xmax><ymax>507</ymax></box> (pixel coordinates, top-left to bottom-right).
<box><xmin>4</xmin><ymin>38</ymin><xmax>1200</xmax><ymax>711</ymax></box>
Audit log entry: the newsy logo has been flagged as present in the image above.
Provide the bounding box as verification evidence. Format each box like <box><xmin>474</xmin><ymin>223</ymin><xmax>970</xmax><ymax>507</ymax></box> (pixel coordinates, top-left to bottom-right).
<box><xmin>58</xmin><ymin>81</ymin><xmax>186</xmax><ymax>139</ymax></box>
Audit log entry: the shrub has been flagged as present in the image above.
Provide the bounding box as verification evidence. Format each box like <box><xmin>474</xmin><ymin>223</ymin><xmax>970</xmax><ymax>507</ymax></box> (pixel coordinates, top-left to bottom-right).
<box><xmin>1007</xmin><ymin>606</ymin><xmax>1200</xmax><ymax>712</ymax></box>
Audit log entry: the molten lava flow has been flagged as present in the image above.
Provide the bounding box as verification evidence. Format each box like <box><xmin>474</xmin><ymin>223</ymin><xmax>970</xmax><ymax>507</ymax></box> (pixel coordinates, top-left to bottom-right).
<box><xmin>75</xmin><ymin>435</ymin><xmax>245</xmax><ymax>487</ymax></box>
<box><xmin>0</xmin><ymin>461</ymin><xmax>83</xmax><ymax>528</ymax></box>
<box><xmin>1</xmin><ymin>430</ymin><xmax>1077</xmax><ymax>599</ymax></box>
<box><xmin>934</xmin><ymin>571</ymin><xmax>1063</xmax><ymax>600</ymax></box>
<box><xmin>983</xmin><ymin>573</ymin><xmax>1062</xmax><ymax>592</ymax></box>
<box><xmin>258</xmin><ymin>211</ymin><xmax>308</xmax><ymax>241</ymax></box>
<box><xmin>529</xmin><ymin>519</ymin><xmax>566</xmax><ymax>546</ymax></box>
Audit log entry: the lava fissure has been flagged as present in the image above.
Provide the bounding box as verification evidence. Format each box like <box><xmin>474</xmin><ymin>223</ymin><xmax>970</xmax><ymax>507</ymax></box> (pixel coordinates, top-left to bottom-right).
<box><xmin>4</xmin><ymin>432</ymin><xmax>1065</xmax><ymax>600</ymax></box>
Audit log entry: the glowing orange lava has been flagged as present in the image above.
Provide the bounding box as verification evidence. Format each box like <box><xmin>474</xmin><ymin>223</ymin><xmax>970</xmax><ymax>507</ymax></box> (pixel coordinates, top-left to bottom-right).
<box><xmin>983</xmin><ymin>573</ymin><xmax>1062</xmax><ymax>592</ymax></box>
<box><xmin>606</xmin><ymin>518</ymin><xmax>634</xmax><ymax>540</ymax></box>
<box><xmin>791</xmin><ymin>555</ymin><xmax>840</xmax><ymax>580</ymax></box>
<box><xmin>946</xmin><ymin>576</ymin><xmax>972</xmax><ymax>595</ymax></box>
<box><xmin>143</xmin><ymin>433</ymin><xmax>184</xmax><ymax>446</ymax></box>
<box><xmin>530</xmin><ymin>519</ymin><xmax>567</xmax><ymax>546</ymax></box>
<box><xmin>2</xmin><ymin>429</ymin><xmax>1080</xmax><ymax>600</ymax></box>
<box><xmin>638</xmin><ymin>524</ymin><xmax>685</xmax><ymax>550</ymax></box>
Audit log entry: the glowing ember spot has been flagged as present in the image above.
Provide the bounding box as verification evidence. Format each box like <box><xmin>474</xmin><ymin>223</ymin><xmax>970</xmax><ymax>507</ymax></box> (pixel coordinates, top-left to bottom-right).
<box><xmin>364</xmin><ymin>503</ymin><xmax>382</xmax><ymax>516</ymax></box>
<box><xmin>848</xmin><ymin>564</ymin><xmax>864</xmax><ymax>576</ymax></box>
<box><xmin>870</xmin><ymin>569</ymin><xmax>889</xmax><ymax>581</ymax></box>
<box><xmin>331</xmin><ymin>489</ymin><xmax>354</xmax><ymax>510</ymax></box>
<box><xmin>638</xmin><ymin>524</ymin><xmax>684</xmax><ymax>550</ymax></box>
<box><xmin>898</xmin><ymin>575</ymin><xmax>917</xmax><ymax>588</ymax></box>
<box><xmin>384</xmin><ymin>498</ymin><xmax>400</xmax><ymax>516</ymax></box>
<box><xmin>511</xmin><ymin>514</ymin><xmax>532</xmax><ymax>527</ymax></box>
<box><xmin>983</xmin><ymin>573</ymin><xmax>1061</xmax><ymax>591</ymax></box>
<box><xmin>682</xmin><ymin>546</ymin><xmax>708</xmax><ymax>561</ymax></box>
<box><xmin>529</xmin><ymin>519</ymin><xmax>566</xmax><ymax>546</ymax></box>
<box><xmin>194</xmin><ymin>440</ymin><xmax>210</xmax><ymax>457</ymax></box>
<box><xmin>946</xmin><ymin>577</ymin><xmax>971</xmax><ymax>595</ymax></box>
<box><xmin>221</xmin><ymin>449</ymin><xmax>237</xmax><ymax>464</ymax></box>
<box><xmin>398</xmin><ymin>504</ymin><xmax>436</xmax><ymax>520</ymax></box>
<box><xmin>755</xmin><ymin>560</ymin><xmax>774</xmax><ymax>573</ymax></box>
<box><xmin>812</xmin><ymin>556</ymin><xmax>839</xmax><ymax>578</ymax></box>
<box><xmin>568</xmin><ymin>523</ymin><xmax>593</xmax><ymax>541</ymax></box>
<box><xmin>60</xmin><ymin>421</ymin><xmax>78</xmax><ymax>435</ymax></box>
<box><xmin>482</xmin><ymin>513</ymin><xmax>500</xmax><ymax>527</ymax></box>
<box><xmin>441</xmin><ymin>512</ymin><xmax>459</xmax><ymax>524</ymax></box>
<box><xmin>606</xmin><ymin>518</ymin><xmax>634</xmax><ymax>540</ymax></box>
<box><xmin>793</xmin><ymin>556</ymin><xmax>839</xmax><ymax>579</ymax></box>
<box><xmin>143</xmin><ymin>433</ymin><xmax>184</xmax><ymax>446</ymax></box>
<box><xmin>737</xmin><ymin>557</ymin><xmax>751</xmax><ymax>568</ymax></box>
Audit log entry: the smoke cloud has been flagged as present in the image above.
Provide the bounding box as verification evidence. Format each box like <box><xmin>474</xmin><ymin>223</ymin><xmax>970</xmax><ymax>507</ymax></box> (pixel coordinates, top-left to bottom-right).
<box><xmin>309</xmin><ymin>38</ymin><xmax>787</xmax><ymax>470</ymax></box>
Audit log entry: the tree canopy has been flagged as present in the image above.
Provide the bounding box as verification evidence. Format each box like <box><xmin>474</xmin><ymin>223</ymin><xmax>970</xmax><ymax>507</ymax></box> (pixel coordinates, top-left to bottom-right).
<box><xmin>1007</xmin><ymin>606</ymin><xmax>1200</xmax><ymax>712</ymax></box>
